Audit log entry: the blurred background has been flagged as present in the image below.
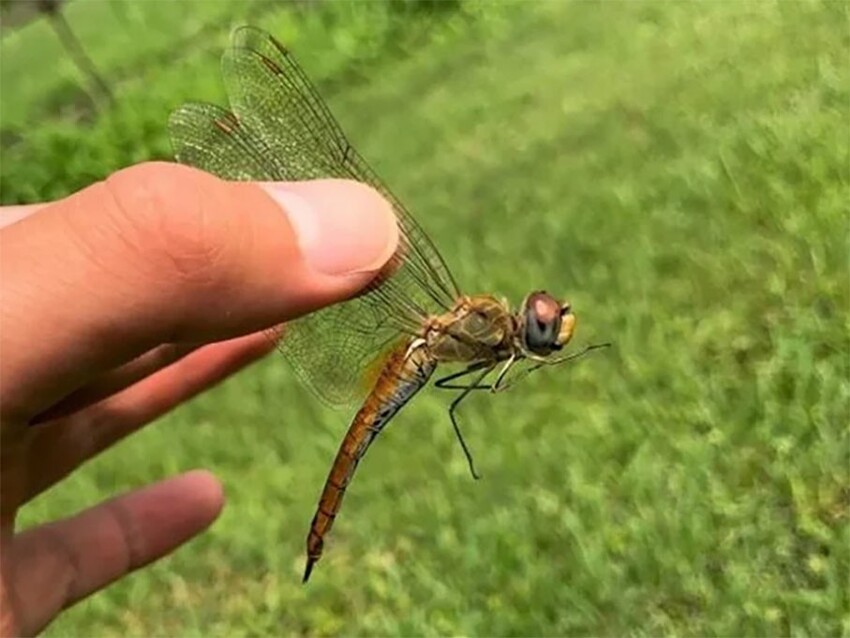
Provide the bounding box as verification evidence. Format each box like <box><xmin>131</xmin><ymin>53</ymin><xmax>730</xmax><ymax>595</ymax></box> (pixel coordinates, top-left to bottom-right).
<box><xmin>1</xmin><ymin>0</ymin><xmax>847</xmax><ymax>635</ymax></box>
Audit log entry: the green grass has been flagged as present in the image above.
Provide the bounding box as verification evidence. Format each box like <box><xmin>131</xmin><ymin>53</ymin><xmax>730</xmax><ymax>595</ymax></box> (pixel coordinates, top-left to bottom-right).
<box><xmin>0</xmin><ymin>0</ymin><xmax>271</xmax><ymax>132</ymax></box>
<box><xmin>4</xmin><ymin>1</ymin><xmax>849</xmax><ymax>635</ymax></box>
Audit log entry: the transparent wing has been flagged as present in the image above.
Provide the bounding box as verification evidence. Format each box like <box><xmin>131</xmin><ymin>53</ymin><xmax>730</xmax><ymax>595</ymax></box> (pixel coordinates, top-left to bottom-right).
<box><xmin>169</xmin><ymin>26</ymin><xmax>460</xmax><ymax>405</ymax></box>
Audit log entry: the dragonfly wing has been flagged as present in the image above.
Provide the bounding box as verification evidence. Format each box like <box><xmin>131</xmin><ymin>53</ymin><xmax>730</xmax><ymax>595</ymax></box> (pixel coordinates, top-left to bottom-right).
<box><xmin>169</xmin><ymin>26</ymin><xmax>460</xmax><ymax>406</ymax></box>
<box><xmin>170</xmin><ymin>102</ymin><xmax>401</xmax><ymax>406</ymax></box>
<box><xmin>271</xmin><ymin>304</ymin><xmax>403</xmax><ymax>407</ymax></box>
<box><xmin>170</xmin><ymin>103</ymin><xmax>278</xmax><ymax>180</ymax></box>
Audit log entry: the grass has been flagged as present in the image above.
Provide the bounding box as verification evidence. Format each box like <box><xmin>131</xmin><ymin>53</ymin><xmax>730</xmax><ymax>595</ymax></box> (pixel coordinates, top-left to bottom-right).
<box><xmin>0</xmin><ymin>0</ymin><xmax>271</xmax><ymax>132</ymax></box>
<box><xmin>3</xmin><ymin>0</ymin><xmax>849</xmax><ymax>635</ymax></box>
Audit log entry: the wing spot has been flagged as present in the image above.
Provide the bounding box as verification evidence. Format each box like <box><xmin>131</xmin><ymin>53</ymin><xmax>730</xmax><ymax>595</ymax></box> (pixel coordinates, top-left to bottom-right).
<box><xmin>213</xmin><ymin>112</ymin><xmax>239</xmax><ymax>134</ymax></box>
<box><xmin>258</xmin><ymin>52</ymin><xmax>285</xmax><ymax>76</ymax></box>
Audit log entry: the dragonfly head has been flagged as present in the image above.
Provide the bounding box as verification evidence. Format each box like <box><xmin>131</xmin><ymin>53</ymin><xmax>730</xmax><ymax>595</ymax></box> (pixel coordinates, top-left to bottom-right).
<box><xmin>520</xmin><ymin>291</ymin><xmax>576</xmax><ymax>356</ymax></box>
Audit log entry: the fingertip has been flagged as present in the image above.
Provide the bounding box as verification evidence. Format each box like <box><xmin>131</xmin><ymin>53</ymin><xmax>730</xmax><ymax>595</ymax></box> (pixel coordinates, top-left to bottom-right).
<box><xmin>178</xmin><ymin>469</ymin><xmax>226</xmax><ymax>521</ymax></box>
<box><xmin>260</xmin><ymin>179</ymin><xmax>398</xmax><ymax>277</ymax></box>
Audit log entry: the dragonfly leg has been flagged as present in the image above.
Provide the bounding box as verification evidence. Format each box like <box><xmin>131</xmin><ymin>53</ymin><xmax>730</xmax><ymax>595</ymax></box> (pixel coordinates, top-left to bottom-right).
<box><xmin>495</xmin><ymin>343</ymin><xmax>612</xmax><ymax>393</ymax></box>
<box><xmin>491</xmin><ymin>355</ymin><xmax>518</xmax><ymax>393</ymax></box>
<box><xmin>434</xmin><ymin>361</ymin><xmax>494</xmax><ymax>391</ymax></box>
<box><xmin>493</xmin><ymin>361</ymin><xmax>544</xmax><ymax>393</ymax></box>
<box><xmin>445</xmin><ymin>366</ymin><xmax>494</xmax><ymax>481</ymax></box>
<box><xmin>528</xmin><ymin>342</ymin><xmax>612</xmax><ymax>366</ymax></box>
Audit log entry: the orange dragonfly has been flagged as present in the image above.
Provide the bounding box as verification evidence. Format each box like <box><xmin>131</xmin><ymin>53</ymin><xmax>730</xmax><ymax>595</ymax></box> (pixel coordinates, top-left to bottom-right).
<box><xmin>169</xmin><ymin>26</ymin><xmax>609</xmax><ymax>583</ymax></box>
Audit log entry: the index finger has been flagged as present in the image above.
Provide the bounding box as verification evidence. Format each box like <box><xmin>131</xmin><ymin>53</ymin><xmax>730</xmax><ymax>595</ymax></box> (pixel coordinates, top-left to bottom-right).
<box><xmin>0</xmin><ymin>162</ymin><xmax>398</xmax><ymax>422</ymax></box>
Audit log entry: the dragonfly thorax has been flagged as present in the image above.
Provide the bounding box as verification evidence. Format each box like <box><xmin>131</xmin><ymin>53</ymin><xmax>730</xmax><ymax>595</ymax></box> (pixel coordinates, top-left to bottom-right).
<box><xmin>422</xmin><ymin>294</ymin><xmax>516</xmax><ymax>364</ymax></box>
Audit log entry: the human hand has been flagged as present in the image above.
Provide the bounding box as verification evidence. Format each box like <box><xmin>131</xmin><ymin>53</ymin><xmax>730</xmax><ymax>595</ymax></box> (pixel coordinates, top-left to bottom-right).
<box><xmin>0</xmin><ymin>162</ymin><xmax>397</xmax><ymax>636</ymax></box>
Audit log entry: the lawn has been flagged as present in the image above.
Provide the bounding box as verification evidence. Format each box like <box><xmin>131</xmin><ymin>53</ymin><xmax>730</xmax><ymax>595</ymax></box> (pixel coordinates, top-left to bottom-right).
<box><xmin>3</xmin><ymin>1</ymin><xmax>848</xmax><ymax>636</ymax></box>
<box><xmin>0</xmin><ymin>0</ymin><xmax>271</xmax><ymax>132</ymax></box>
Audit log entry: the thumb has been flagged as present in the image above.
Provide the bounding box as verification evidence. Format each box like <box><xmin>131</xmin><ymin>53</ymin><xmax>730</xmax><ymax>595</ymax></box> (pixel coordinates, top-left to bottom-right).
<box><xmin>0</xmin><ymin>161</ymin><xmax>398</xmax><ymax>419</ymax></box>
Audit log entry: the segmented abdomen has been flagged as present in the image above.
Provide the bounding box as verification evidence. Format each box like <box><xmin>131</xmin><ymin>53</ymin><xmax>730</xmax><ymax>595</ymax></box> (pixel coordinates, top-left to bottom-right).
<box><xmin>302</xmin><ymin>341</ymin><xmax>436</xmax><ymax>582</ymax></box>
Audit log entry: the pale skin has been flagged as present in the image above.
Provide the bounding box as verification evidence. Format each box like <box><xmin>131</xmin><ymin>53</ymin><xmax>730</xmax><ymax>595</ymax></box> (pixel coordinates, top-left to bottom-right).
<box><xmin>0</xmin><ymin>162</ymin><xmax>398</xmax><ymax>636</ymax></box>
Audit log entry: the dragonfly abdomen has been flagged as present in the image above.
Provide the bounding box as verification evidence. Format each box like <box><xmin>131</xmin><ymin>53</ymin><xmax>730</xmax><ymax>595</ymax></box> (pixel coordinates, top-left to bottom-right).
<box><xmin>303</xmin><ymin>341</ymin><xmax>436</xmax><ymax>582</ymax></box>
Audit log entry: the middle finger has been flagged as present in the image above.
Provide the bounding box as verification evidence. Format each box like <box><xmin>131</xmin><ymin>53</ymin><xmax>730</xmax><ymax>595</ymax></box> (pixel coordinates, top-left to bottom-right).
<box><xmin>22</xmin><ymin>332</ymin><xmax>272</xmax><ymax>503</ymax></box>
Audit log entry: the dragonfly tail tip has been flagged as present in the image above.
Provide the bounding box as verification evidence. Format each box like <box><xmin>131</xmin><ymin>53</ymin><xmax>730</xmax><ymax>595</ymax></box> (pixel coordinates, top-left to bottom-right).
<box><xmin>302</xmin><ymin>558</ymin><xmax>316</xmax><ymax>583</ymax></box>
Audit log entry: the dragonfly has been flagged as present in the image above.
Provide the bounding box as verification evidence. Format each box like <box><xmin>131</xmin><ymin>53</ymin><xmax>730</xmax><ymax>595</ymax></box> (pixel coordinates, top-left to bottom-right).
<box><xmin>169</xmin><ymin>26</ymin><xmax>609</xmax><ymax>583</ymax></box>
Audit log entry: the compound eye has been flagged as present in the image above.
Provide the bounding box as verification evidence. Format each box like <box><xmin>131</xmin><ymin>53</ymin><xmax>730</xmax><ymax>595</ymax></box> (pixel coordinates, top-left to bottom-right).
<box><xmin>523</xmin><ymin>292</ymin><xmax>562</xmax><ymax>355</ymax></box>
<box><xmin>525</xmin><ymin>316</ymin><xmax>559</xmax><ymax>353</ymax></box>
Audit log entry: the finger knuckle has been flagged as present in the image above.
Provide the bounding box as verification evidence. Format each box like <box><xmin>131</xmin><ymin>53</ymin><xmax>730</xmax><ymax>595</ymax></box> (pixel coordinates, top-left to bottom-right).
<box><xmin>103</xmin><ymin>162</ymin><xmax>235</xmax><ymax>291</ymax></box>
